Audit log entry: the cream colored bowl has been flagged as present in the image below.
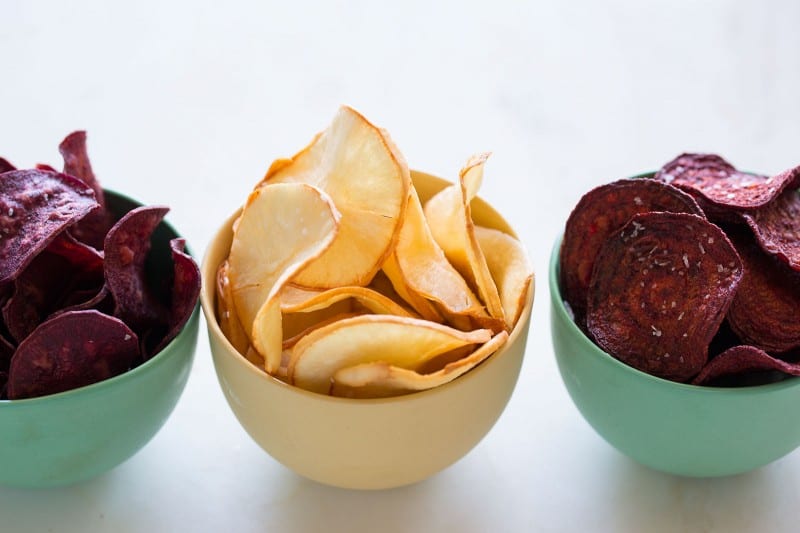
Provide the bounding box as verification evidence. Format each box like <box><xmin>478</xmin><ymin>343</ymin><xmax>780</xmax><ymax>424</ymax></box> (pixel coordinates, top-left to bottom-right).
<box><xmin>200</xmin><ymin>171</ymin><xmax>534</xmax><ymax>490</ymax></box>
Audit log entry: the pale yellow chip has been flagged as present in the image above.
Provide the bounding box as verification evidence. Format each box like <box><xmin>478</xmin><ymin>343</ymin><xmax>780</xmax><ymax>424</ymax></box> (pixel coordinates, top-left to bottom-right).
<box><xmin>259</xmin><ymin>105</ymin><xmax>410</xmax><ymax>288</ymax></box>
<box><xmin>474</xmin><ymin>226</ymin><xmax>534</xmax><ymax>330</ymax></box>
<box><xmin>424</xmin><ymin>153</ymin><xmax>505</xmax><ymax>323</ymax></box>
<box><xmin>330</xmin><ymin>331</ymin><xmax>509</xmax><ymax>398</ymax></box>
<box><xmin>228</xmin><ymin>182</ymin><xmax>340</xmax><ymax>374</ymax></box>
<box><xmin>215</xmin><ymin>259</ymin><xmax>251</xmax><ymax>356</ymax></box>
<box><xmin>382</xmin><ymin>187</ymin><xmax>493</xmax><ymax>329</ymax></box>
<box><xmin>280</xmin><ymin>284</ymin><xmax>415</xmax><ymax>317</ymax></box>
<box><xmin>288</xmin><ymin>315</ymin><xmax>493</xmax><ymax>394</ymax></box>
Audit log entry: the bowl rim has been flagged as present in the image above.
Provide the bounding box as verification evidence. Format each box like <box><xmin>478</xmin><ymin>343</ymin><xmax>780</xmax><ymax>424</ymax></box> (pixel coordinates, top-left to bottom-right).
<box><xmin>549</xmin><ymin>232</ymin><xmax>800</xmax><ymax>394</ymax></box>
<box><xmin>201</xmin><ymin>170</ymin><xmax>535</xmax><ymax>405</ymax></box>
<box><xmin>0</xmin><ymin>188</ymin><xmax>201</xmax><ymax>408</ymax></box>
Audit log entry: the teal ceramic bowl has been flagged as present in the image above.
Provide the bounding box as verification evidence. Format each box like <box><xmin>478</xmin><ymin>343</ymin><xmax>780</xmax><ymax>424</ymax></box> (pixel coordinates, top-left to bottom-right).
<box><xmin>0</xmin><ymin>191</ymin><xmax>199</xmax><ymax>488</ymax></box>
<box><xmin>550</xmin><ymin>236</ymin><xmax>800</xmax><ymax>477</ymax></box>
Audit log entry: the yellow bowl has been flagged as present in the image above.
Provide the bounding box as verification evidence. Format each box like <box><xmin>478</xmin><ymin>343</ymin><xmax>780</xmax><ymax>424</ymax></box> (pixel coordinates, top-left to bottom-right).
<box><xmin>200</xmin><ymin>171</ymin><xmax>534</xmax><ymax>489</ymax></box>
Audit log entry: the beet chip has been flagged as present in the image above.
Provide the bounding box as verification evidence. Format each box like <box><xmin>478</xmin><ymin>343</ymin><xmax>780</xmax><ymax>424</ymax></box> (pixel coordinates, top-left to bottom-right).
<box><xmin>0</xmin><ymin>158</ymin><xmax>16</xmax><ymax>173</ymax></box>
<box><xmin>655</xmin><ymin>153</ymin><xmax>800</xmax><ymax>212</ymax></box>
<box><xmin>692</xmin><ymin>345</ymin><xmax>800</xmax><ymax>386</ymax></box>
<box><xmin>6</xmin><ymin>310</ymin><xmax>138</xmax><ymax>399</ymax></box>
<box><xmin>150</xmin><ymin>238</ymin><xmax>200</xmax><ymax>357</ymax></box>
<box><xmin>104</xmin><ymin>205</ymin><xmax>169</xmax><ymax>333</ymax></box>
<box><xmin>742</xmin><ymin>188</ymin><xmax>800</xmax><ymax>272</ymax></box>
<box><xmin>587</xmin><ymin>212</ymin><xmax>743</xmax><ymax>382</ymax></box>
<box><xmin>560</xmin><ymin>178</ymin><xmax>703</xmax><ymax>322</ymax></box>
<box><xmin>727</xmin><ymin>232</ymin><xmax>800</xmax><ymax>353</ymax></box>
<box><xmin>0</xmin><ymin>169</ymin><xmax>98</xmax><ymax>287</ymax></box>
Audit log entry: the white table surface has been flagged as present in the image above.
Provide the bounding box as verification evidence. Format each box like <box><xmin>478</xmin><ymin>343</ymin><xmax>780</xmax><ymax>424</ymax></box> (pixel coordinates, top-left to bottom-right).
<box><xmin>3</xmin><ymin>1</ymin><xmax>800</xmax><ymax>531</ymax></box>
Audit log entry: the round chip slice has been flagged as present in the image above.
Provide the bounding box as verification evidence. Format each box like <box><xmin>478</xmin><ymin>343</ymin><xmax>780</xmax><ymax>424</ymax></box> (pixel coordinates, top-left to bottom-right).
<box><xmin>655</xmin><ymin>153</ymin><xmax>800</xmax><ymax>212</ymax></box>
<box><xmin>330</xmin><ymin>330</ymin><xmax>509</xmax><ymax>398</ymax></box>
<box><xmin>726</xmin><ymin>232</ymin><xmax>800</xmax><ymax>353</ymax></box>
<box><xmin>692</xmin><ymin>345</ymin><xmax>800</xmax><ymax>386</ymax></box>
<box><xmin>424</xmin><ymin>153</ymin><xmax>504</xmax><ymax>322</ymax></box>
<box><xmin>258</xmin><ymin>105</ymin><xmax>410</xmax><ymax>288</ymax></box>
<box><xmin>215</xmin><ymin>259</ymin><xmax>251</xmax><ymax>356</ymax></box>
<box><xmin>587</xmin><ymin>212</ymin><xmax>743</xmax><ymax>382</ymax></box>
<box><xmin>6</xmin><ymin>310</ymin><xmax>139</xmax><ymax>400</ymax></box>
<box><xmin>559</xmin><ymin>178</ymin><xmax>703</xmax><ymax>324</ymax></box>
<box><xmin>742</xmin><ymin>188</ymin><xmax>800</xmax><ymax>272</ymax></box>
<box><xmin>288</xmin><ymin>315</ymin><xmax>493</xmax><ymax>394</ymax></box>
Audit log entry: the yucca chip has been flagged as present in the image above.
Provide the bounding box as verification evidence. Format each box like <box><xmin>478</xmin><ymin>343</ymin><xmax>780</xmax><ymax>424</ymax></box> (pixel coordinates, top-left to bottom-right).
<box><xmin>288</xmin><ymin>315</ymin><xmax>492</xmax><ymax>394</ymax></box>
<box><xmin>228</xmin><ymin>183</ymin><xmax>340</xmax><ymax>374</ymax></box>
<box><xmin>330</xmin><ymin>331</ymin><xmax>509</xmax><ymax>398</ymax></box>
<box><xmin>475</xmin><ymin>226</ymin><xmax>534</xmax><ymax>329</ymax></box>
<box><xmin>424</xmin><ymin>153</ymin><xmax>505</xmax><ymax>323</ymax></box>
<box><xmin>215</xmin><ymin>259</ymin><xmax>250</xmax><ymax>356</ymax></box>
<box><xmin>258</xmin><ymin>105</ymin><xmax>410</xmax><ymax>288</ymax></box>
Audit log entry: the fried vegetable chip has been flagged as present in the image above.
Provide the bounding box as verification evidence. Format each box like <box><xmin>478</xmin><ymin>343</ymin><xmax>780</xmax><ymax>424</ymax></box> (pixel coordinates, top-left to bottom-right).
<box><xmin>587</xmin><ymin>212</ymin><xmax>743</xmax><ymax>382</ymax></box>
<box><xmin>46</xmin><ymin>232</ymin><xmax>104</xmax><ymax>274</ymax></box>
<box><xmin>655</xmin><ymin>153</ymin><xmax>800</xmax><ymax>212</ymax></box>
<box><xmin>726</xmin><ymin>232</ymin><xmax>800</xmax><ymax>353</ymax></box>
<box><xmin>6</xmin><ymin>310</ymin><xmax>139</xmax><ymax>399</ymax></box>
<box><xmin>742</xmin><ymin>188</ymin><xmax>800</xmax><ymax>272</ymax></box>
<box><xmin>0</xmin><ymin>158</ymin><xmax>16</xmax><ymax>173</ymax></box>
<box><xmin>692</xmin><ymin>345</ymin><xmax>800</xmax><ymax>386</ymax></box>
<box><xmin>216</xmin><ymin>260</ymin><xmax>251</xmax><ymax>356</ymax></box>
<box><xmin>289</xmin><ymin>315</ymin><xmax>493</xmax><ymax>394</ymax></box>
<box><xmin>330</xmin><ymin>330</ymin><xmax>508</xmax><ymax>398</ymax></box>
<box><xmin>103</xmin><ymin>205</ymin><xmax>169</xmax><ymax>333</ymax></box>
<box><xmin>560</xmin><ymin>178</ymin><xmax>703</xmax><ymax>322</ymax></box>
<box><xmin>0</xmin><ymin>169</ymin><xmax>98</xmax><ymax>287</ymax></box>
<box><xmin>150</xmin><ymin>238</ymin><xmax>201</xmax><ymax>357</ymax></box>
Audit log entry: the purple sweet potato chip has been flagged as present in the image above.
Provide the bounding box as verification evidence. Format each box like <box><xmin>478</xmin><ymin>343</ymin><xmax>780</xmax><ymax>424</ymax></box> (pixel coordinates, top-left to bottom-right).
<box><xmin>726</xmin><ymin>231</ymin><xmax>800</xmax><ymax>353</ymax></box>
<box><xmin>586</xmin><ymin>212</ymin><xmax>743</xmax><ymax>382</ymax></box>
<box><xmin>0</xmin><ymin>158</ymin><xmax>16</xmax><ymax>173</ymax></box>
<box><xmin>35</xmin><ymin>163</ymin><xmax>57</xmax><ymax>172</ymax></box>
<box><xmin>59</xmin><ymin>132</ymin><xmax>113</xmax><ymax>248</ymax></box>
<box><xmin>655</xmin><ymin>153</ymin><xmax>800</xmax><ymax>212</ymax></box>
<box><xmin>46</xmin><ymin>231</ymin><xmax>104</xmax><ymax>275</ymax></box>
<box><xmin>0</xmin><ymin>169</ymin><xmax>98</xmax><ymax>287</ymax></box>
<box><xmin>104</xmin><ymin>205</ymin><xmax>169</xmax><ymax>333</ymax></box>
<box><xmin>742</xmin><ymin>188</ymin><xmax>800</xmax><ymax>272</ymax></box>
<box><xmin>559</xmin><ymin>178</ymin><xmax>703</xmax><ymax>323</ymax></box>
<box><xmin>692</xmin><ymin>345</ymin><xmax>800</xmax><ymax>386</ymax></box>
<box><xmin>149</xmin><ymin>238</ymin><xmax>200</xmax><ymax>357</ymax></box>
<box><xmin>6</xmin><ymin>310</ymin><xmax>139</xmax><ymax>400</ymax></box>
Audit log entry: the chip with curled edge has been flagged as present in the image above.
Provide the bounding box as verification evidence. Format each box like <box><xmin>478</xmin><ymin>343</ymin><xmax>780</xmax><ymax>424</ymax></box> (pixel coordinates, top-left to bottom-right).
<box><xmin>586</xmin><ymin>212</ymin><xmax>743</xmax><ymax>382</ymax></box>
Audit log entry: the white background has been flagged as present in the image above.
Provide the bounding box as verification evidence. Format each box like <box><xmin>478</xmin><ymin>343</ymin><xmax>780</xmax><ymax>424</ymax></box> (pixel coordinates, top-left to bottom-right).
<box><xmin>2</xmin><ymin>1</ymin><xmax>800</xmax><ymax>531</ymax></box>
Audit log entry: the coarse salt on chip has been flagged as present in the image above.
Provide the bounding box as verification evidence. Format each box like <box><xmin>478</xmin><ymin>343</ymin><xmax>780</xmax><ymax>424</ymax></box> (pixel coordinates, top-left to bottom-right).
<box><xmin>742</xmin><ymin>188</ymin><xmax>800</xmax><ymax>272</ymax></box>
<box><xmin>587</xmin><ymin>212</ymin><xmax>742</xmax><ymax>382</ymax></box>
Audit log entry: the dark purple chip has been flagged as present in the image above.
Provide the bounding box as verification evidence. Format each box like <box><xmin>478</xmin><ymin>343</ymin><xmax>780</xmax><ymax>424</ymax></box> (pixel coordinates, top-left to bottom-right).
<box><xmin>726</xmin><ymin>232</ymin><xmax>800</xmax><ymax>353</ymax></box>
<box><xmin>104</xmin><ymin>205</ymin><xmax>169</xmax><ymax>334</ymax></box>
<box><xmin>6</xmin><ymin>310</ymin><xmax>139</xmax><ymax>400</ymax></box>
<box><xmin>149</xmin><ymin>238</ymin><xmax>200</xmax><ymax>357</ymax></box>
<box><xmin>46</xmin><ymin>231</ymin><xmax>104</xmax><ymax>275</ymax></box>
<box><xmin>0</xmin><ymin>169</ymin><xmax>98</xmax><ymax>287</ymax></box>
<box><xmin>655</xmin><ymin>153</ymin><xmax>800</xmax><ymax>212</ymax></box>
<box><xmin>35</xmin><ymin>163</ymin><xmax>57</xmax><ymax>172</ymax></box>
<box><xmin>0</xmin><ymin>371</ymin><xmax>7</xmax><ymax>399</ymax></box>
<box><xmin>742</xmin><ymin>188</ymin><xmax>800</xmax><ymax>272</ymax></box>
<box><xmin>0</xmin><ymin>158</ymin><xmax>16</xmax><ymax>173</ymax></box>
<box><xmin>559</xmin><ymin>178</ymin><xmax>703</xmax><ymax>323</ymax></box>
<box><xmin>0</xmin><ymin>333</ymin><xmax>13</xmax><ymax>371</ymax></box>
<box><xmin>587</xmin><ymin>212</ymin><xmax>743</xmax><ymax>382</ymax></box>
<box><xmin>59</xmin><ymin>132</ymin><xmax>113</xmax><ymax>248</ymax></box>
<box><xmin>692</xmin><ymin>345</ymin><xmax>800</xmax><ymax>386</ymax></box>
<box><xmin>2</xmin><ymin>252</ymin><xmax>75</xmax><ymax>343</ymax></box>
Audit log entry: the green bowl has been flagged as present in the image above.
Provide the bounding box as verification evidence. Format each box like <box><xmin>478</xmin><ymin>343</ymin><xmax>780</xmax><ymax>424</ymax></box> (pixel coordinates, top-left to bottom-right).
<box><xmin>550</xmin><ymin>236</ymin><xmax>800</xmax><ymax>477</ymax></box>
<box><xmin>0</xmin><ymin>191</ymin><xmax>199</xmax><ymax>488</ymax></box>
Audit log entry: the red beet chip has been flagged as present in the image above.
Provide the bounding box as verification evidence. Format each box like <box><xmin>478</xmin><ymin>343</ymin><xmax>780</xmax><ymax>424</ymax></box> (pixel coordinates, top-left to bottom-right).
<box><xmin>59</xmin><ymin>131</ymin><xmax>113</xmax><ymax>248</ymax></box>
<box><xmin>692</xmin><ymin>345</ymin><xmax>800</xmax><ymax>386</ymax></box>
<box><xmin>742</xmin><ymin>188</ymin><xmax>800</xmax><ymax>272</ymax></box>
<box><xmin>655</xmin><ymin>153</ymin><xmax>800</xmax><ymax>212</ymax></box>
<box><xmin>587</xmin><ymin>212</ymin><xmax>743</xmax><ymax>382</ymax></box>
<box><xmin>0</xmin><ymin>158</ymin><xmax>16</xmax><ymax>173</ymax></box>
<box><xmin>149</xmin><ymin>238</ymin><xmax>200</xmax><ymax>357</ymax></box>
<box><xmin>104</xmin><ymin>205</ymin><xmax>169</xmax><ymax>333</ymax></box>
<box><xmin>726</xmin><ymin>232</ymin><xmax>800</xmax><ymax>353</ymax></box>
<box><xmin>35</xmin><ymin>163</ymin><xmax>57</xmax><ymax>172</ymax></box>
<box><xmin>559</xmin><ymin>178</ymin><xmax>703</xmax><ymax>322</ymax></box>
<box><xmin>6</xmin><ymin>310</ymin><xmax>138</xmax><ymax>400</ymax></box>
<box><xmin>0</xmin><ymin>169</ymin><xmax>98</xmax><ymax>287</ymax></box>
